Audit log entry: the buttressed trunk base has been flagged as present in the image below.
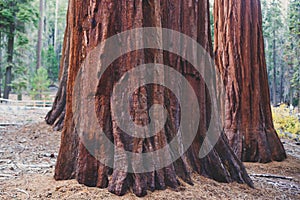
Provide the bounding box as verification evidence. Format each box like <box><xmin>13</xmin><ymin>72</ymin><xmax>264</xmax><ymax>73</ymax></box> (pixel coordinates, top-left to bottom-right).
<box><xmin>49</xmin><ymin>0</ymin><xmax>253</xmax><ymax>197</ymax></box>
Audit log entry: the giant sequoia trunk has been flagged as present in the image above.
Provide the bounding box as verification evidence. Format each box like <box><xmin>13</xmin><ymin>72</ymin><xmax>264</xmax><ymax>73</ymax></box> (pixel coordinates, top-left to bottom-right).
<box><xmin>214</xmin><ymin>0</ymin><xmax>286</xmax><ymax>163</ymax></box>
<box><xmin>49</xmin><ymin>0</ymin><xmax>253</xmax><ymax>196</ymax></box>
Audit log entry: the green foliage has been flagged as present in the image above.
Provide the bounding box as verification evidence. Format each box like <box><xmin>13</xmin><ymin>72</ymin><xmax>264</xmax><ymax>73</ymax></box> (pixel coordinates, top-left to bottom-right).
<box><xmin>0</xmin><ymin>0</ymin><xmax>38</xmax><ymax>99</ymax></box>
<box><xmin>0</xmin><ymin>0</ymin><xmax>38</xmax><ymax>33</ymax></box>
<box><xmin>263</xmin><ymin>0</ymin><xmax>283</xmax><ymax>38</ymax></box>
<box><xmin>0</xmin><ymin>2</ymin><xmax>14</xmax><ymax>26</ymax></box>
<box><xmin>272</xmin><ymin>105</ymin><xmax>300</xmax><ymax>137</ymax></box>
<box><xmin>44</xmin><ymin>45</ymin><xmax>59</xmax><ymax>83</ymax></box>
<box><xmin>287</xmin><ymin>0</ymin><xmax>300</xmax><ymax>103</ymax></box>
<box><xmin>16</xmin><ymin>32</ymin><xmax>29</xmax><ymax>47</ymax></box>
<box><xmin>0</xmin><ymin>0</ymin><xmax>68</xmax><ymax>99</ymax></box>
<box><xmin>209</xmin><ymin>1</ymin><xmax>214</xmax><ymax>45</ymax></box>
<box><xmin>11</xmin><ymin>65</ymin><xmax>28</xmax><ymax>100</ymax></box>
<box><xmin>288</xmin><ymin>0</ymin><xmax>300</xmax><ymax>37</ymax></box>
<box><xmin>17</xmin><ymin>2</ymin><xmax>39</xmax><ymax>26</ymax></box>
<box><xmin>30</xmin><ymin>67</ymin><xmax>50</xmax><ymax>100</ymax></box>
<box><xmin>262</xmin><ymin>0</ymin><xmax>284</xmax><ymax>69</ymax></box>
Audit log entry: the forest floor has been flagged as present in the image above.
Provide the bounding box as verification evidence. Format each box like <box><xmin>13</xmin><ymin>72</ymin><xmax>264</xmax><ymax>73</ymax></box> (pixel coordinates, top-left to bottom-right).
<box><xmin>0</xmin><ymin>106</ymin><xmax>299</xmax><ymax>200</ymax></box>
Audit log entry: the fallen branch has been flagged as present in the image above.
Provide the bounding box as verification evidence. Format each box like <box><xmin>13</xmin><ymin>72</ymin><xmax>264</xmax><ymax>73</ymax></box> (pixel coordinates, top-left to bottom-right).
<box><xmin>251</xmin><ymin>174</ymin><xmax>293</xmax><ymax>181</ymax></box>
<box><xmin>0</xmin><ymin>123</ymin><xmax>22</xmax><ymax>127</ymax></box>
<box><xmin>0</xmin><ymin>174</ymin><xmax>14</xmax><ymax>177</ymax></box>
<box><xmin>17</xmin><ymin>164</ymin><xmax>53</xmax><ymax>169</ymax></box>
<box><xmin>0</xmin><ymin>159</ymin><xmax>12</xmax><ymax>164</ymax></box>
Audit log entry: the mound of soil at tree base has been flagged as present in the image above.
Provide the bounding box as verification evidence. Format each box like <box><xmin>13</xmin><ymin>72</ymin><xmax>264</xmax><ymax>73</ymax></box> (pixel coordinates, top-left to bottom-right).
<box><xmin>0</xmin><ymin>122</ymin><xmax>299</xmax><ymax>199</ymax></box>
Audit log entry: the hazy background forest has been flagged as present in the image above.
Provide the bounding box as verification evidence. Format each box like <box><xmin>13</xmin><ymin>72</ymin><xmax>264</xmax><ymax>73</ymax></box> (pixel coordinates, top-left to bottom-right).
<box><xmin>0</xmin><ymin>0</ymin><xmax>299</xmax><ymax>136</ymax></box>
<box><xmin>0</xmin><ymin>0</ymin><xmax>68</xmax><ymax>101</ymax></box>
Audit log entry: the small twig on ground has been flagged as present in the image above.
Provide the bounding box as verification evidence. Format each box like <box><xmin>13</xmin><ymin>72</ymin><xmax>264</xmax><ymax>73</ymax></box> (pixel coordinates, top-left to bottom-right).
<box><xmin>0</xmin><ymin>191</ymin><xmax>13</xmax><ymax>198</ymax></box>
<box><xmin>0</xmin><ymin>174</ymin><xmax>14</xmax><ymax>178</ymax></box>
<box><xmin>17</xmin><ymin>164</ymin><xmax>53</xmax><ymax>169</ymax></box>
<box><xmin>15</xmin><ymin>188</ymin><xmax>30</xmax><ymax>200</ymax></box>
<box><xmin>251</xmin><ymin>174</ymin><xmax>293</xmax><ymax>181</ymax></box>
<box><xmin>66</xmin><ymin>191</ymin><xmax>91</xmax><ymax>199</ymax></box>
<box><xmin>0</xmin><ymin>123</ymin><xmax>23</xmax><ymax>127</ymax></box>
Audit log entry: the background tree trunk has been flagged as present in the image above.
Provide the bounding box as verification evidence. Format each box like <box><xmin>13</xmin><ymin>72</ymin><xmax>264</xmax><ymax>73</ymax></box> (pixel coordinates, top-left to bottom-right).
<box><xmin>272</xmin><ymin>30</ymin><xmax>277</xmax><ymax>105</ymax></box>
<box><xmin>214</xmin><ymin>0</ymin><xmax>286</xmax><ymax>163</ymax></box>
<box><xmin>36</xmin><ymin>0</ymin><xmax>44</xmax><ymax>71</ymax></box>
<box><xmin>50</xmin><ymin>0</ymin><xmax>253</xmax><ymax>197</ymax></box>
<box><xmin>54</xmin><ymin>0</ymin><xmax>59</xmax><ymax>54</ymax></box>
<box><xmin>0</xmin><ymin>31</ymin><xmax>2</xmax><ymax>98</ymax></box>
<box><xmin>297</xmin><ymin>48</ymin><xmax>300</xmax><ymax>109</ymax></box>
<box><xmin>279</xmin><ymin>62</ymin><xmax>284</xmax><ymax>103</ymax></box>
<box><xmin>3</xmin><ymin>22</ymin><xmax>15</xmax><ymax>99</ymax></box>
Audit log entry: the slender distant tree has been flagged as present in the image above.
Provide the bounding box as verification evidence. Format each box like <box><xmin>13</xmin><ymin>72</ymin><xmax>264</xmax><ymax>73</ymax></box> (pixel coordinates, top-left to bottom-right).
<box><xmin>54</xmin><ymin>0</ymin><xmax>59</xmax><ymax>52</ymax></box>
<box><xmin>0</xmin><ymin>31</ymin><xmax>2</xmax><ymax>98</ymax></box>
<box><xmin>47</xmin><ymin>0</ymin><xmax>253</xmax><ymax>197</ymax></box>
<box><xmin>2</xmin><ymin>1</ymin><xmax>15</xmax><ymax>99</ymax></box>
<box><xmin>214</xmin><ymin>0</ymin><xmax>286</xmax><ymax>163</ymax></box>
<box><xmin>36</xmin><ymin>0</ymin><xmax>44</xmax><ymax>71</ymax></box>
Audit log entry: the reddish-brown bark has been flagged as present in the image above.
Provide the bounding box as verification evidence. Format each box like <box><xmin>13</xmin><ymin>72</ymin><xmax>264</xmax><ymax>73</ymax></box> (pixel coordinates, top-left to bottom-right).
<box><xmin>49</xmin><ymin>0</ymin><xmax>253</xmax><ymax>196</ymax></box>
<box><xmin>214</xmin><ymin>0</ymin><xmax>286</xmax><ymax>163</ymax></box>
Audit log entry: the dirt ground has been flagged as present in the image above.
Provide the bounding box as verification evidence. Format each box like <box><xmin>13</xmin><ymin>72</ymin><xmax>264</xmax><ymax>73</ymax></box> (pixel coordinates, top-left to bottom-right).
<box><xmin>0</xmin><ymin>107</ymin><xmax>299</xmax><ymax>200</ymax></box>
